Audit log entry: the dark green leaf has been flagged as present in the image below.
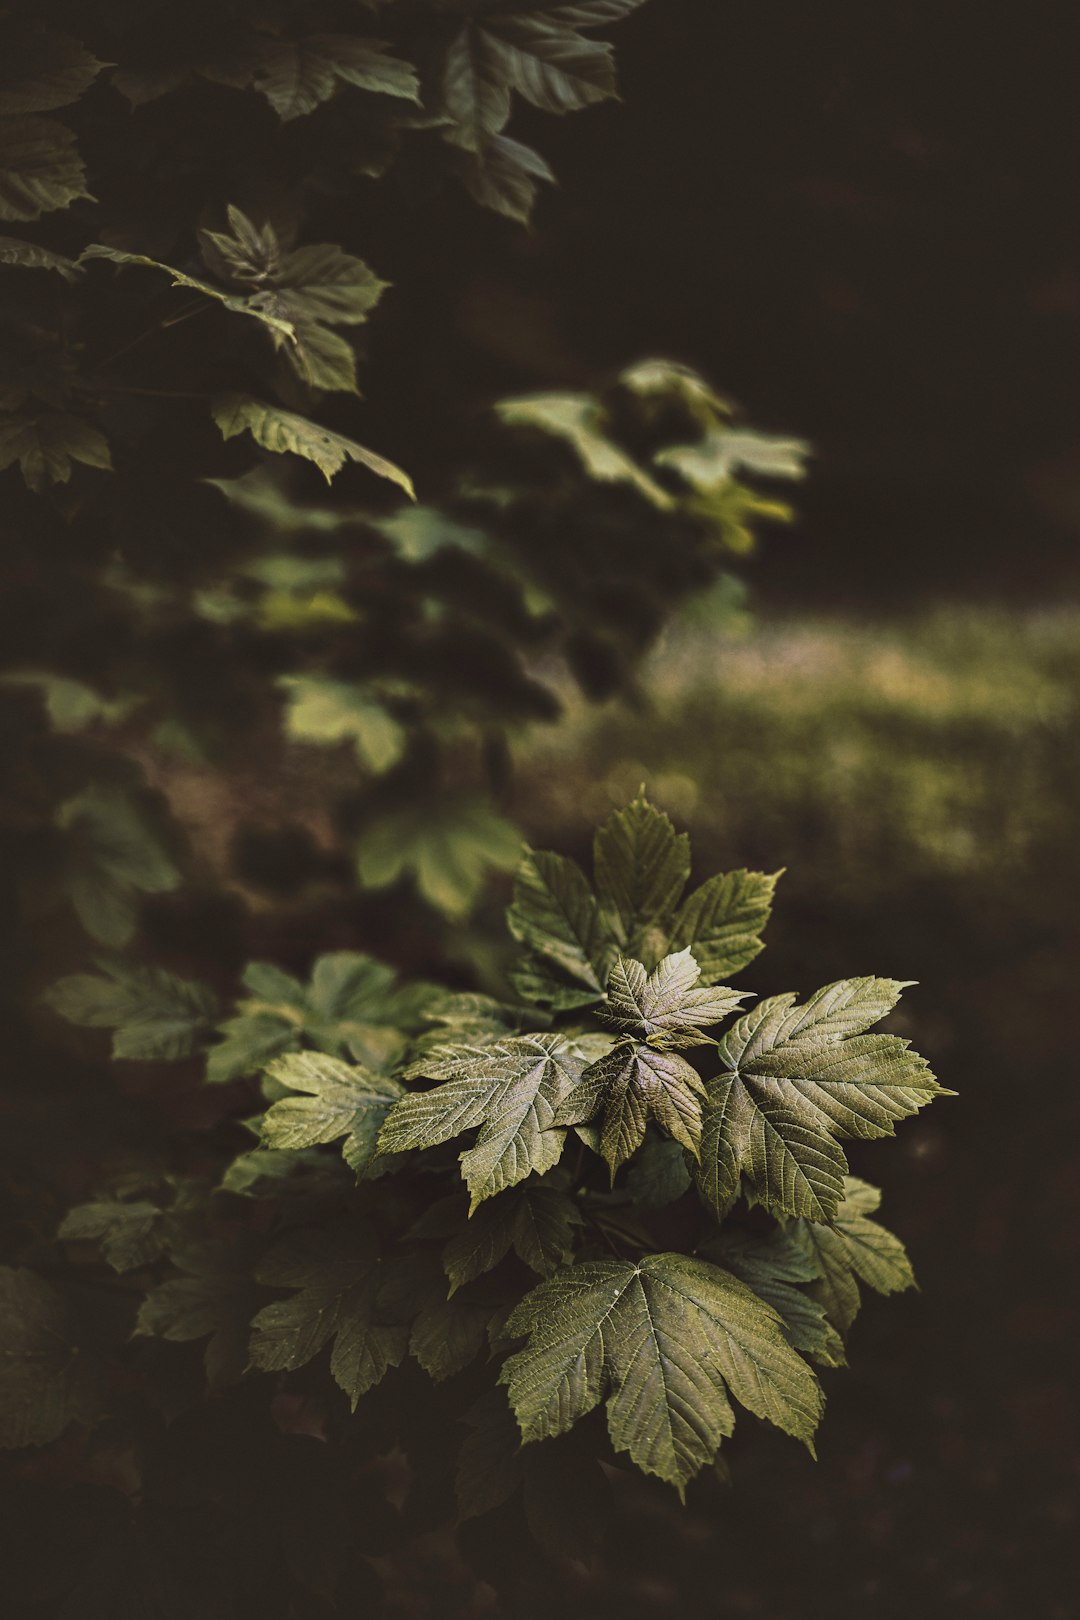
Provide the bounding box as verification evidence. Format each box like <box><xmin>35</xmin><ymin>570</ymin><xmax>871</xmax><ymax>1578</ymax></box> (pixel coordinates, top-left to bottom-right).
<box><xmin>501</xmin><ymin>1253</ymin><xmax>823</xmax><ymax>1496</ymax></box>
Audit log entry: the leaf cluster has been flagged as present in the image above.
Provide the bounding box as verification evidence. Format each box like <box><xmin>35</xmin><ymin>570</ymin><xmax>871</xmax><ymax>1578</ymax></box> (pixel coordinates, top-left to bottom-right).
<box><xmin>31</xmin><ymin>798</ymin><xmax>947</xmax><ymax>1539</ymax></box>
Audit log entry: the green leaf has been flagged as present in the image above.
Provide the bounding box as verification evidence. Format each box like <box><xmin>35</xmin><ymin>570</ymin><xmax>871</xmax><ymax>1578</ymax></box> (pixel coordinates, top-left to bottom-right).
<box><xmin>0</xmin><ymin>233</ymin><xmax>80</xmax><ymax>277</ymax></box>
<box><xmin>0</xmin><ymin>31</ymin><xmax>107</xmax><ymax>115</ymax></box>
<box><xmin>555</xmin><ymin>1037</ymin><xmax>706</xmax><ymax>1175</ymax></box>
<box><xmin>212</xmin><ymin>394</ymin><xmax>414</xmax><ymax>495</ymax></box>
<box><xmin>442</xmin><ymin>12</ymin><xmax>619</xmax><ymax>153</ymax></box>
<box><xmin>279</xmin><ymin>676</ymin><xmax>404</xmax><ymax>773</ymax></box>
<box><xmin>248</xmin><ymin>1223</ymin><xmax>409</xmax><ymax>1407</ymax></box>
<box><xmin>356</xmin><ymin>797</ymin><xmax>521</xmax><ymax>918</ymax></box>
<box><xmin>55</xmin><ymin>787</ymin><xmax>180</xmax><ymax>947</ymax></box>
<box><xmin>380</xmin><ymin>1032</ymin><xmax>610</xmax><ymax>1208</ymax></box>
<box><xmin>593</xmin><ymin>794</ymin><xmax>690</xmax><ymax>956</ymax></box>
<box><xmin>625</xmin><ymin>1135</ymin><xmax>691</xmax><ymax>1209</ymax></box>
<box><xmin>442</xmin><ymin>1180</ymin><xmax>583</xmax><ymax>1292</ymax></box>
<box><xmin>135</xmin><ymin>1239</ymin><xmax>261</xmax><ymax>1391</ymax></box>
<box><xmin>495</xmin><ymin>392</ymin><xmax>672</xmax><ymax>506</ymax></box>
<box><xmin>0</xmin><ymin>410</ymin><xmax>111</xmax><ymax>492</ymax></box>
<box><xmin>206</xmin><ymin>951</ymin><xmax>433</xmax><ymax>1083</ymax></box>
<box><xmin>654</xmin><ymin>427</ymin><xmax>810</xmax><ymax>491</ymax></box>
<box><xmin>790</xmin><ymin>1177</ymin><xmax>916</xmax><ymax>1335</ymax></box>
<box><xmin>58</xmin><ymin>1198</ymin><xmax>169</xmax><ymax>1272</ymax></box>
<box><xmin>507</xmin><ymin>848</ymin><xmax>616</xmax><ymax>1005</ymax></box>
<box><xmin>260</xmin><ymin>1052</ymin><xmax>404</xmax><ymax>1177</ymax></box>
<box><xmin>0</xmin><ymin>1267</ymin><xmax>102</xmax><ymax>1448</ymax></box>
<box><xmin>698</xmin><ymin>979</ymin><xmax>944</xmax><ymax>1222</ymax></box>
<box><xmin>669</xmin><ymin>868</ymin><xmax>780</xmax><ymax>982</ymax></box>
<box><xmin>410</xmin><ymin>1287</ymin><xmax>497</xmax><ymax>1383</ymax></box>
<box><xmin>451</xmin><ymin>133</ymin><xmax>555</xmax><ymax>223</ymax></box>
<box><xmin>597</xmin><ymin>949</ymin><xmax>747</xmax><ymax>1047</ymax></box>
<box><xmin>43</xmin><ymin>959</ymin><xmax>217</xmax><ymax>1061</ymax></box>
<box><xmin>712</xmin><ymin>1228</ymin><xmax>846</xmax><ymax>1369</ymax></box>
<box><xmin>227</xmin><ymin>36</ymin><xmax>419</xmax><ymax>122</ymax></box>
<box><xmin>0</xmin><ymin>115</ymin><xmax>91</xmax><ymax>220</ymax></box>
<box><xmin>501</xmin><ymin>1252</ymin><xmax>823</xmax><ymax>1496</ymax></box>
<box><xmin>80</xmin><ymin>246</ymin><xmax>298</xmax><ymax>341</ymax></box>
<box><xmin>456</xmin><ymin>1389</ymin><xmax>524</xmax><ymax>1519</ymax></box>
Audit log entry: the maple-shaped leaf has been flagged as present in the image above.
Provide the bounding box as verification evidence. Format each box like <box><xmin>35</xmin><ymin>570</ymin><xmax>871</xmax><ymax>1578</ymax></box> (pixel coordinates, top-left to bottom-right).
<box><xmin>710</xmin><ymin>1227</ymin><xmax>846</xmax><ymax>1369</ymax></box>
<box><xmin>211</xmin><ymin>35</ymin><xmax>420</xmax><ymax>122</ymax></box>
<box><xmin>356</xmin><ymin>796</ymin><xmax>521</xmax><ymax>918</ymax></box>
<box><xmin>500</xmin><ymin>1252</ymin><xmax>823</xmax><ymax>1497</ymax></box>
<box><xmin>135</xmin><ymin>1238</ymin><xmax>262</xmax><ymax>1391</ymax></box>
<box><xmin>789</xmin><ymin>1177</ymin><xmax>916</xmax><ymax>1334</ymax></box>
<box><xmin>58</xmin><ymin>1196</ymin><xmax>172</xmax><ymax>1273</ymax></box>
<box><xmin>207</xmin><ymin>951</ymin><xmax>436</xmax><ymax>1082</ymax></box>
<box><xmin>669</xmin><ymin>867</ymin><xmax>781</xmax><ymax>983</ymax></box>
<box><xmin>698</xmin><ymin>978</ymin><xmax>946</xmax><ymax>1222</ymax></box>
<box><xmin>0</xmin><ymin>409</ymin><xmax>111</xmax><ymax>491</ymax></box>
<box><xmin>507</xmin><ymin>848</ymin><xmax>617</xmax><ymax>1008</ymax></box>
<box><xmin>212</xmin><ymin>394</ymin><xmax>414</xmax><ymax>495</ymax></box>
<box><xmin>597</xmin><ymin>948</ymin><xmax>747</xmax><ymax>1047</ymax></box>
<box><xmin>54</xmin><ymin>786</ymin><xmax>180</xmax><ymax>947</ymax></box>
<box><xmin>441</xmin><ymin>8</ymin><xmax>623</xmax><ymax>154</ymax></box>
<box><xmin>248</xmin><ymin>1223</ymin><xmax>409</xmax><ymax>1407</ymax></box>
<box><xmin>379</xmin><ymin>1032</ymin><xmax>611</xmax><ymax>1208</ymax></box>
<box><xmin>450</xmin><ymin>133</ymin><xmax>555</xmax><ymax>223</ymax></box>
<box><xmin>625</xmin><ymin>1134</ymin><xmax>692</xmax><ymax>1208</ymax></box>
<box><xmin>555</xmin><ymin>1037</ymin><xmax>706</xmax><ymax>1175</ymax></box>
<box><xmin>259</xmin><ymin>1052</ymin><xmax>404</xmax><ymax>1177</ymax></box>
<box><xmin>441</xmin><ymin>1179</ymin><xmax>583</xmax><ymax>1293</ymax></box>
<box><xmin>593</xmin><ymin>794</ymin><xmax>690</xmax><ymax>959</ymax></box>
<box><xmin>0</xmin><ymin>1268</ymin><xmax>104</xmax><ymax>1448</ymax></box>
<box><xmin>0</xmin><ymin>116</ymin><xmax>92</xmax><ymax>221</ymax></box>
<box><xmin>44</xmin><ymin>958</ymin><xmax>217</xmax><ymax>1061</ymax></box>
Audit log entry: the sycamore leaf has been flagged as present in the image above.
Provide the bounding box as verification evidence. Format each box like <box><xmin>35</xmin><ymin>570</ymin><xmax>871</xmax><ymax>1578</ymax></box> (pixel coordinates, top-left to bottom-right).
<box><xmin>410</xmin><ymin>1284</ymin><xmax>499</xmax><ymax>1382</ymax></box>
<box><xmin>507</xmin><ymin>848</ymin><xmax>617</xmax><ymax>1005</ymax></box>
<box><xmin>441</xmin><ymin>11</ymin><xmax>619</xmax><ymax>152</ymax></box>
<box><xmin>0</xmin><ymin>1268</ymin><xmax>103</xmax><ymax>1448</ymax></box>
<box><xmin>625</xmin><ymin>1135</ymin><xmax>691</xmax><ymax>1209</ymax></box>
<box><xmin>279</xmin><ymin>676</ymin><xmax>404</xmax><ymax>773</ymax></box>
<box><xmin>555</xmin><ymin>1037</ymin><xmax>706</xmax><ymax>1175</ymax></box>
<box><xmin>456</xmin><ymin>1389</ymin><xmax>524</xmax><ymax>1519</ymax></box>
<box><xmin>451</xmin><ymin>133</ymin><xmax>555</xmax><ymax>224</ymax></box>
<box><xmin>212</xmin><ymin>394</ymin><xmax>414</xmax><ymax>495</ymax></box>
<box><xmin>79</xmin><ymin>245</ymin><xmax>297</xmax><ymax>341</ymax></box>
<box><xmin>698</xmin><ymin>979</ymin><xmax>945</xmax><ymax>1222</ymax></box>
<box><xmin>0</xmin><ymin>30</ymin><xmax>107</xmax><ymax>115</ymax></box>
<box><xmin>501</xmin><ymin>1252</ymin><xmax>823</xmax><ymax>1496</ymax></box>
<box><xmin>274</xmin><ymin>241</ymin><xmax>388</xmax><ymax>326</ymax></box>
<box><xmin>0</xmin><ymin>115</ymin><xmax>92</xmax><ymax>220</ymax></box>
<box><xmin>597</xmin><ymin>949</ymin><xmax>747</xmax><ymax>1048</ymax></box>
<box><xmin>58</xmin><ymin>1198</ymin><xmax>170</xmax><ymax>1272</ymax></box>
<box><xmin>669</xmin><ymin>867</ymin><xmax>780</xmax><ymax>982</ymax></box>
<box><xmin>0</xmin><ymin>410</ymin><xmax>111</xmax><ymax>492</ymax></box>
<box><xmin>260</xmin><ymin>1052</ymin><xmax>404</xmax><ymax>1177</ymax></box>
<box><xmin>54</xmin><ymin>787</ymin><xmax>180</xmax><ymax>947</ymax></box>
<box><xmin>135</xmin><ymin>1239</ymin><xmax>262</xmax><ymax>1391</ymax></box>
<box><xmin>43</xmin><ymin>958</ymin><xmax>217</xmax><ymax>1061</ymax></box>
<box><xmin>593</xmin><ymin>794</ymin><xmax>690</xmax><ymax>957</ymax></box>
<box><xmin>248</xmin><ymin>1223</ymin><xmax>409</xmax><ymax>1407</ymax></box>
<box><xmin>0</xmin><ymin>233</ymin><xmax>80</xmax><ymax>278</ymax></box>
<box><xmin>380</xmin><ymin>1032</ymin><xmax>610</xmax><ymax>1208</ymax></box>
<box><xmin>495</xmin><ymin>392</ymin><xmax>672</xmax><ymax>506</ymax></box>
<box><xmin>206</xmin><ymin>951</ymin><xmax>433</xmax><ymax>1082</ymax></box>
<box><xmin>442</xmin><ymin>1180</ymin><xmax>583</xmax><ymax>1292</ymax></box>
<box><xmin>790</xmin><ymin>1177</ymin><xmax>916</xmax><ymax>1334</ymax></box>
<box><xmin>356</xmin><ymin>797</ymin><xmax>521</xmax><ymax>918</ymax></box>
<box><xmin>712</xmin><ymin>1228</ymin><xmax>846</xmax><ymax>1369</ymax></box>
<box><xmin>654</xmin><ymin>427</ymin><xmax>810</xmax><ymax>491</ymax></box>
<box><xmin>223</xmin><ymin>36</ymin><xmax>419</xmax><ymax>122</ymax></box>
